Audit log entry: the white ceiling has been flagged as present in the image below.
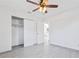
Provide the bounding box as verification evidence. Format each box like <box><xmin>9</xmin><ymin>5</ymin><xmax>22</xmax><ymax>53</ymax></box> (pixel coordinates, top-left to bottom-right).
<box><xmin>0</xmin><ymin>0</ymin><xmax>79</xmax><ymax>22</ymax></box>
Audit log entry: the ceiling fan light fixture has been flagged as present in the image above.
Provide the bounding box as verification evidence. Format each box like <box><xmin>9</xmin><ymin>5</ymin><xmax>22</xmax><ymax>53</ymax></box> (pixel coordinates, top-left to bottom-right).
<box><xmin>26</xmin><ymin>0</ymin><xmax>58</xmax><ymax>13</ymax></box>
<box><xmin>39</xmin><ymin>7</ymin><xmax>47</xmax><ymax>13</ymax></box>
<box><xmin>39</xmin><ymin>0</ymin><xmax>48</xmax><ymax>13</ymax></box>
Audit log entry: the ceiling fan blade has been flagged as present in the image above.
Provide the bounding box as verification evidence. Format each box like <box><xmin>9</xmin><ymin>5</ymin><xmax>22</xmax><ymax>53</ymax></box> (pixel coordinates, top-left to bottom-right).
<box><xmin>26</xmin><ymin>0</ymin><xmax>39</xmax><ymax>5</ymax></box>
<box><xmin>32</xmin><ymin>7</ymin><xmax>39</xmax><ymax>12</ymax></box>
<box><xmin>46</xmin><ymin>5</ymin><xmax>58</xmax><ymax>8</ymax></box>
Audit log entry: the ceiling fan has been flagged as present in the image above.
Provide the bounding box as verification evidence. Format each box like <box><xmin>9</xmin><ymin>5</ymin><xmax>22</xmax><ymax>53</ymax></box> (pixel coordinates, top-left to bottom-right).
<box><xmin>26</xmin><ymin>0</ymin><xmax>58</xmax><ymax>13</ymax></box>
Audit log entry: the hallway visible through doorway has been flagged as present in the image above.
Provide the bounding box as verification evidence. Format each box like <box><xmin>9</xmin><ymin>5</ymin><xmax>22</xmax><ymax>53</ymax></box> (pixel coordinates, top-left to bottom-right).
<box><xmin>44</xmin><ymin>23</ymin><xmax>49</xmax><ymax>45</ymax></box>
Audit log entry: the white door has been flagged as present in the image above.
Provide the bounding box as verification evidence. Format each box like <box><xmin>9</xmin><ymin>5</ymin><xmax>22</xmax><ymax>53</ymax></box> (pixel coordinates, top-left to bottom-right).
<box><xmin>24</xmin><ymin>20</ymin><xmax>36</xmax><ymax>47</ymax></box>
<box><xmin>37</xmin><ymin>22</ymin><xmax>44</xmax><ymax>44</ymax></box>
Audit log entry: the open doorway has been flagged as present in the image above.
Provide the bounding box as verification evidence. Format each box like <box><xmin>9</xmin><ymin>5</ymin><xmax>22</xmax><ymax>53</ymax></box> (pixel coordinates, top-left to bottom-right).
<box><xmin>44</xmin><ymin>23</ymin><xmax>49</xmax><ymax>45</ymax></box>
<box><xmin>12</xmin><ymin>16</ymin><xmax>24</xmax><ymax>49</ymax></box>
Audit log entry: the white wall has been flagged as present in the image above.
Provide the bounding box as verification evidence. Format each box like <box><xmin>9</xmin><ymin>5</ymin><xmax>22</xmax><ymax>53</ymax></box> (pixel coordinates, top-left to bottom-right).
<box><xmin>0</xmin><ymin>7</ymin><xmax>11</xmax><ymax>53</ymax></box>
<box><xmin>49</xmin><ymin>7</ymin><xmax>79</xmax><ymax>50</ymax></box>
<box><xmin>48</xmin><ymin>0</ymin><xmax>79</xmax><ymax>50</ymax></box>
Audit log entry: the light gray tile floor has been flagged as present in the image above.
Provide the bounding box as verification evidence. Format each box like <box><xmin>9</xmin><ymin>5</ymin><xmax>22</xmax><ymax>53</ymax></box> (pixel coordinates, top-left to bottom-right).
<box><xmin>0</xmin><ymin>44</ymin><xmax>79</xmax><ymax>58</ymax></box>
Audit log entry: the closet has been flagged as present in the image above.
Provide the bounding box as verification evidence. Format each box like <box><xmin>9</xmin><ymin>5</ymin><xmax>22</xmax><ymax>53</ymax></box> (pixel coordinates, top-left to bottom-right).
<box><xmin>12</xmin><ymin>16</ymin><xmax>24</xmax><ymax>47</ymax></box>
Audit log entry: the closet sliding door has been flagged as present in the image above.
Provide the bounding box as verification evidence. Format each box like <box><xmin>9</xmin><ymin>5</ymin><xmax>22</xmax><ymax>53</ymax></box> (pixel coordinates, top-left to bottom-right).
<box><xmin>24</xmin><ymin>20</ymin><xmax>36</xmax><ymax>47</ymax></box>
